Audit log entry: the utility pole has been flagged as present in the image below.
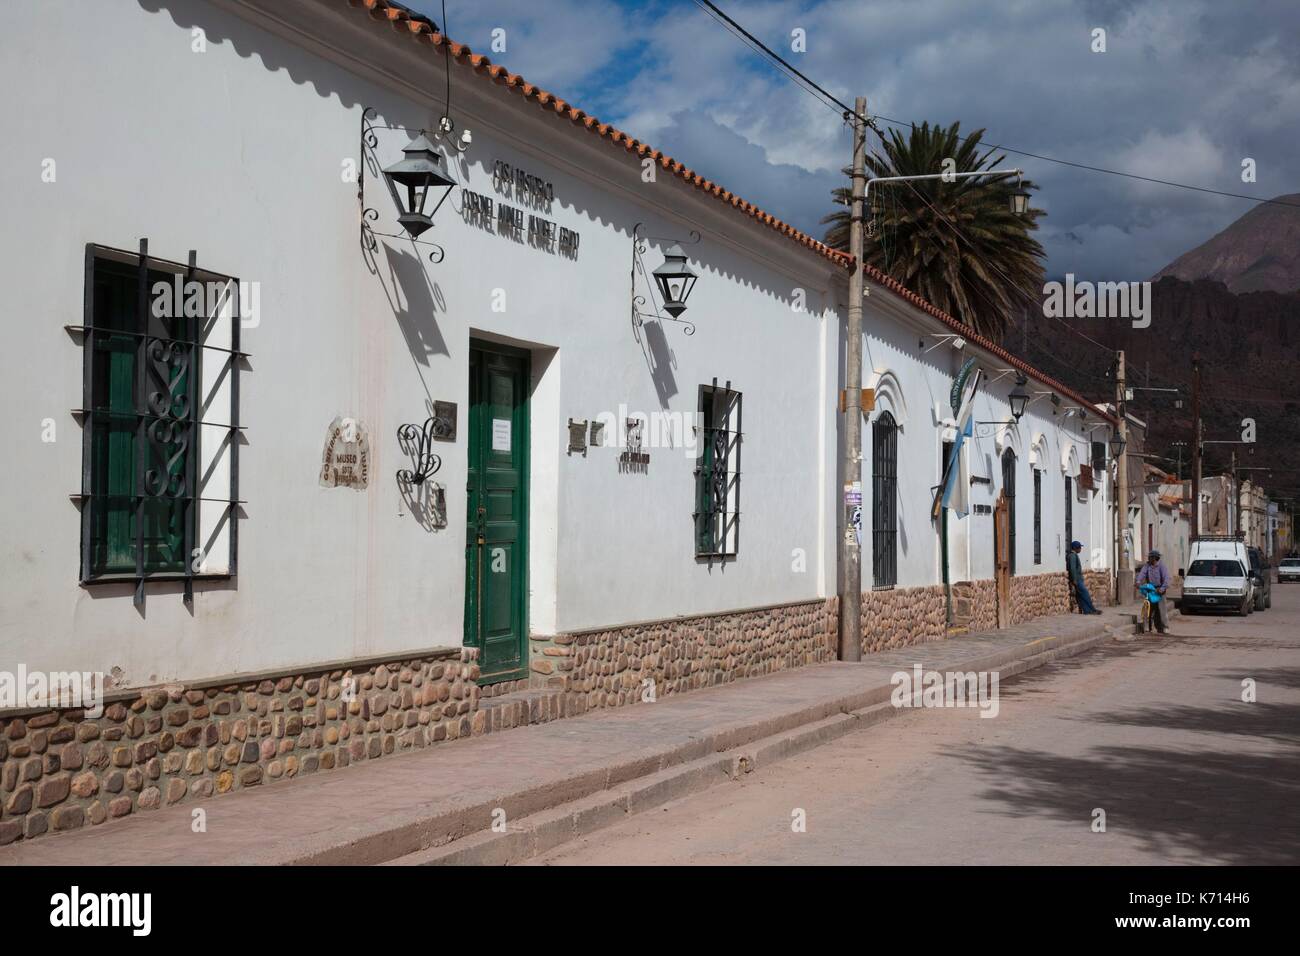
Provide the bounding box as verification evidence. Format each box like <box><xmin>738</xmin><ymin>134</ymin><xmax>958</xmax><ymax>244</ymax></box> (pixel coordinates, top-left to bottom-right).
<box><xmin>839</xmin><ymin>95</ymin><xmax>866</xmax><ymax>662</ymax></box>
<box><xmin>1115</xmin><ymin>350</ymin><xmax>1130</xmax><ymax>604</ymax></box>
<box><xmin>1190</xmin><ymin>354</ymin><xmax>1201</xmax><ymax>539</ymax></box>
<box><xmin>1231</xmin><ymin>450</ymin><xmax>1239</xmax><ymax>537</ymax></box>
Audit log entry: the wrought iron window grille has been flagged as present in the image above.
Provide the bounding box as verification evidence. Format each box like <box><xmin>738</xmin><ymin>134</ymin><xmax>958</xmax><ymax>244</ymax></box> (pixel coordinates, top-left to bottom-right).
<box><xmin>72</xmin><ymin>240</ymin><xmax>247</xmax><ymax>607</ymax></box>
<box><xmin>359</xmin><ymin>107</ymin><xmax>449</xmax><ymax>265</ymax></box>
<box><xmin>1033</xmin><ymin>468</ymin><xmax>1043</xmax><ymax>565</ymax></box>
<box><xmin>630</xmin><ymin>222</ymin><xmax>701</xmax><ymax>339</ymax></box>
<box><xmin>872</xmin><ymin>411</ymin><xmax>898</xmax><ymax>588</ymax></box>
<box><xmin>693</xmin><ymin>379</ymin><xmax>742</xmax><ymax>563</ymax></box>
<box><xmin>1002</xmin><ymin>449</ymin><xmax>1018</xmax><ymax>576</ymax></box>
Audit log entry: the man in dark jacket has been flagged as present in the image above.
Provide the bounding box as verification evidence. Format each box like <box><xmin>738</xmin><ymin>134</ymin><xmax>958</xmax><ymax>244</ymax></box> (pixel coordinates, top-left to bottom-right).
<box><xmin>1067</xmin><ymin>540</ymin><xmax>1102</xmax><ymax>614</ymax></box>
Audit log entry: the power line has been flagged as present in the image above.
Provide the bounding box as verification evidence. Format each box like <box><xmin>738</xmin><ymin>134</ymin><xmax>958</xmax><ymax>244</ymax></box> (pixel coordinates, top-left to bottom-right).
<box><xmin>691</xmin><ymin>0</ymin><xmax>862</xmax><ymax>121</ymax></box>
<box><xmin>692</xmin><ymin>0</ymin><xmax>1300</xmax><ymax>211</ymax></box>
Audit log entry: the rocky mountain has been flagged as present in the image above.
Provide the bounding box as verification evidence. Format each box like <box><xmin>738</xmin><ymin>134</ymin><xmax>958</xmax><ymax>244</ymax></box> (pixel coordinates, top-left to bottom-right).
<box><xmin>1005</xmin><ymin>277</ymin><xmax>1300</xmax><ymax>500</ymax></box>
<box><xmin>1153</xmin><ymin>193</ymin><xmax>1300</xmax><ymax>293</ymax></box>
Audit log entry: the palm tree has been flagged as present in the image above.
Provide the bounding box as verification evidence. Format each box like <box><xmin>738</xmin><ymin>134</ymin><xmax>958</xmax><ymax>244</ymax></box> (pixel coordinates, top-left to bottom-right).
<box><xmin>823</xmin><ymin>121</ymin><xmax>1045</xmax><ymax>341</ymax></box>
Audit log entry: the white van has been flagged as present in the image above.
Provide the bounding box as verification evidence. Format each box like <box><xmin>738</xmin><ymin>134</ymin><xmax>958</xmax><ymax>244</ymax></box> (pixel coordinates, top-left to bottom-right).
<box><xmin>1180</xmin><ymin>537</ymin><xmax>1253</xmax><ymax>616</ymax></box>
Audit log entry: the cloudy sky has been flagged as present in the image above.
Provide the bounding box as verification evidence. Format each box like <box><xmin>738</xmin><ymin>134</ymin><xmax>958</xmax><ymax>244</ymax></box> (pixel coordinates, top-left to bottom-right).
<box><xmin>411</xmin><ymin>0</ymin><xmax>1300</xmax><ymax>282</ymax></box>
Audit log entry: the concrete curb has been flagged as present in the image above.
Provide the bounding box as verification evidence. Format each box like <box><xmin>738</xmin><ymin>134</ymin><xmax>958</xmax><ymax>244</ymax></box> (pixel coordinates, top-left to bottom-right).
<box><xmin>384</xmin><ymin>620</ymin><xmax>1120</xmax><ymax>866</ymax></box>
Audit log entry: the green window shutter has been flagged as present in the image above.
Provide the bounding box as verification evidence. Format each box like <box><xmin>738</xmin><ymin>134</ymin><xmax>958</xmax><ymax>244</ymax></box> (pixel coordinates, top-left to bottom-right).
<box><xmin>86</xmin><ymin>258</ymin><xmax>189</xmax><ymax>576</ymax></box>
<box><xmin>89</xmin><ymin>265</ymin><xmax>139</xmax><ymax>574</ymax></box>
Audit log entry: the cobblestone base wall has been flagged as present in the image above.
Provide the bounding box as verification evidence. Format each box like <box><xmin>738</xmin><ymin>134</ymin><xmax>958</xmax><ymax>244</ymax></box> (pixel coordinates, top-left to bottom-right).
<box><xmin>952</xmin><ymin>579</ymin><xmax>998</xmax><ymax>631</ymax></box>
<box><xmin>1083</xmin><ymin>569</ymin><xmax>1113</xmax><ymax>606</ymax></box>
<box><xmin>0</xmin><ymin>649</ymin><xmax>481</xmax><ymax>847</ymax></box>
<box><xmin>548</xmin><ymin>599</ymin><xmax>837</xmax><ymax>715</ymax></box>
<box><xmin>860</xmin><ymin>584</ymin><xmax>948</xmax><ymax>654</ymax></box>
<box><xmin>1009</xmin><ymin>572</ymin><xmax>1070</xmax><ymax>624</ymax></box>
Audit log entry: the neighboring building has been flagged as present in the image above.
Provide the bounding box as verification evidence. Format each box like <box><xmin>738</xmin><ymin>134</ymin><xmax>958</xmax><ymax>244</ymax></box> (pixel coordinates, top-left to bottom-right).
<box><xmin>1240</xmin><ymin>481</ymin><xmax>1270</xmax><ymax>556</ymax></box>
<box><xmin>0</xmin><ymin>0</ymin><xmax>1116</xmax><ymax>842</ymax></box>
<box><xmin>1138</xmin><ymin>465</ymin><xmax>1191</xmax><ymax>575</ymax></box>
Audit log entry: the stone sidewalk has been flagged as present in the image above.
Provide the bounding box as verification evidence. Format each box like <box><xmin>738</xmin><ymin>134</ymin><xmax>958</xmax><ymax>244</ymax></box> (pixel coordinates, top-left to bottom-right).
<box><xmin>1</xmin><ymin>605</ymin><xmax>1133</xmax><ymax>866</ymax></box>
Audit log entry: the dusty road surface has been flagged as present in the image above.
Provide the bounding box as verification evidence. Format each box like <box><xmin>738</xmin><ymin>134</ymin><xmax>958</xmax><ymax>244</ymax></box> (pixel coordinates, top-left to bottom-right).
<box><xmin>531</xmin><ymin>584</ymin><xmax>1300</xmax><ymax>866</ymax></box>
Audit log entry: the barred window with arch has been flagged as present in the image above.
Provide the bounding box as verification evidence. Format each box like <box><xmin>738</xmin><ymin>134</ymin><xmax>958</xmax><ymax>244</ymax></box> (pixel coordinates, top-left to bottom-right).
<box><xmin>872</xmin><ymin>411</ymin><xmax>898</xmax><ymax>588</ymax></box>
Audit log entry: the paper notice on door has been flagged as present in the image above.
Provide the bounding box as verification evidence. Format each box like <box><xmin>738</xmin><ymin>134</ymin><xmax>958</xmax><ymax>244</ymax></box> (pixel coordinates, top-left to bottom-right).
<box><xmin>492</xmin><ymin>418</ymin><xmax>511</xmax><ymax>453</ymax></box>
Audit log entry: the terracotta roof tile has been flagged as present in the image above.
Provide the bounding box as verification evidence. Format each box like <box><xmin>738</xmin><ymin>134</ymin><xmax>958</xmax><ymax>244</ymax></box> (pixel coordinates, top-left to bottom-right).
<box><xmin>345</xmin><ymin>0</ymin><xmax>1115</xmax><ymax>425</ymax></box>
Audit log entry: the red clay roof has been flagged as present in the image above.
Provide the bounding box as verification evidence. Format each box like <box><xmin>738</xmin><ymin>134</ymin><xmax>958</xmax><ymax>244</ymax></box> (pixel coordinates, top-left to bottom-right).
<box><xmin>345</xmin><ymin>0</ymin><xmax>1117</xmax><ymax>426</ymax></box>
<box><xmin>347</xmin><ymin>0</ymin><xmax>851</xmax><ymax>269</ymax></box>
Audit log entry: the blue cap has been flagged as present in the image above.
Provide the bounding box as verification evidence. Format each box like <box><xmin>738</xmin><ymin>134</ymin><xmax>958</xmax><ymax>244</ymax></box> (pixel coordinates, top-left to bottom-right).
<box><xmin>1070</xmin><ymin>540</ymin><xmax>1083</xmax><ymax>549</ymax></box>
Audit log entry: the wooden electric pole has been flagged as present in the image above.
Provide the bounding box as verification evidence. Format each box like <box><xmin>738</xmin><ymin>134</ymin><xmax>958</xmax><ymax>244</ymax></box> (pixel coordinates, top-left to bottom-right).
<box><xmin>1190</xmin><ymin>354</ymin><xmax>1201</xmax><ymax>539</ymax></box>
<box><xmin>839</xmin><ymin>96</ymin><xmax>867</xmax><ymax>662</ymax></box>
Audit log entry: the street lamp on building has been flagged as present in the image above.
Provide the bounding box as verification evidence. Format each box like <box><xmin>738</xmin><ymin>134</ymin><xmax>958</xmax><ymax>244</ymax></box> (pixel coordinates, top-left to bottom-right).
<box><xmin>651</xmin><ymin>244</ymin><xmax>699</xmax><ymax>319</ymax></box>
<box><xmin>1008</xmin><ymin>374</ymin><xmax>1031</xmax><ymax>421</ymax></box>
<box><xmin>381</xmin><ymin>131</ymin><xmax>456</xmax><ymax>240</ymax></box>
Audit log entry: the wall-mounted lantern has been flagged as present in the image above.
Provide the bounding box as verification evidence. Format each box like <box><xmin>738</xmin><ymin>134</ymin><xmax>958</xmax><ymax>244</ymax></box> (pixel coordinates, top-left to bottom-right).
<box><xmin>631</xmin><ymin>222</ymin><xmax>703</xmax><ymax>337</ymax></box>
<box><xmin>359</xmin><ymin>107</ymin><xmax>454</xmax><ymax>264</ymax></box>
<box><xmin>652</xmin><ymin>245</ymin><xmax>699</xmax><ymax>318</ymax></box>
<box><xmin>1109</xmin><ymin>432</ymin><xmax>1127</xmax><ymax>460</ymax></box>
<box><xmin>1008</xmin><ymin>374</ymin><xmax>1031</xmax><ymax>422</ymax></box>
<box><xmin>382</xmin><ymin>132</ymin><xmax>456</xmax><ymax>240</ymax></box>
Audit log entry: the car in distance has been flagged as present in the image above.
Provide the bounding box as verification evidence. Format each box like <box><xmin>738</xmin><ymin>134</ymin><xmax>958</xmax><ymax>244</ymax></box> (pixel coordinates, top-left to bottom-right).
<box><xmin>1279</xmin><ymin>556</ymin><xmax>1300</xmax><ymax>583</ymax></box>
<box><xmin>1181</xmin><ymin>536</ymin><xmax>1254</xmax><ymax>616</ymax></box>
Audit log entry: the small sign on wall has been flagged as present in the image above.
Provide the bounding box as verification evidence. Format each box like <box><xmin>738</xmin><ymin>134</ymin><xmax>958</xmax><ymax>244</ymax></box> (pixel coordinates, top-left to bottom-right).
<box><xmin>320</xmin><ymin>416</ymin><xmax>370</xmax><ymax>490</ymax></box>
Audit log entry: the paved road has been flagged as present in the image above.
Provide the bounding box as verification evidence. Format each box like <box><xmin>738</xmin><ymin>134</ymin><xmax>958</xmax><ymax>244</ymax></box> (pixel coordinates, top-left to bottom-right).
<box><xmin>531</xmin><ymin>583</ymin><xmax>1300</xmax><ymax>865</ymax></box>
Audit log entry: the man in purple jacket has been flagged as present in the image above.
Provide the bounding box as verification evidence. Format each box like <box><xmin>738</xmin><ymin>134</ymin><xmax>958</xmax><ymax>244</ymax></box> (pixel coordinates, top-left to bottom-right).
<box><xmin>1136</xmin><ymin>549</ymin><xmax>1171</xmax><ymax>633</ymax></box>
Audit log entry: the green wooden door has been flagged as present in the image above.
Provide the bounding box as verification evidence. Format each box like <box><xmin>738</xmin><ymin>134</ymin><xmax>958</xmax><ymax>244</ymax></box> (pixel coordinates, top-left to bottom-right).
<box><xmin>465</xmin><ymin>343</ymin><xmax>529</xmax><ymax>682</ymax></box>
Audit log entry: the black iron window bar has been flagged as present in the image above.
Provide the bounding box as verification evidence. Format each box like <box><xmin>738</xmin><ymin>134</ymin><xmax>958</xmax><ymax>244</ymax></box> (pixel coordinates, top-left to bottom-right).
<box><xmin>872</xmin><ymin>412</ymin><xmax>898</xmax><ymax>588</ymax></box>
<box><xmin>694</xmin><ymin>379</ymin><xmax>742</xmax><ymax>563</ymax></box>
<box><xmin>631</xmin><ymin>221</ymin><xmax>701</xmax><ymax>339</ymax></box>
<box><xmin>360</xmin><ymin>106</ymin><xmax>449</xmax><ymax>265</ymax></box>
<box><xmin>68</xmin><ymin>240</ymin><xmax>247</xmax><ymax>607</ymax></box>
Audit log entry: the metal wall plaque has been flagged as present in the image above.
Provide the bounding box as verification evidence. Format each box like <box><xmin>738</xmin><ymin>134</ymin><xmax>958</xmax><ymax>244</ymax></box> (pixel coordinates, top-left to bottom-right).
<box><xmin>619</xmin><ymin>417</ymin><xmax>649</xmax><ymax>472</ymax></box>
<box><xmin>567</xmin><ymin>418</ymin><xmax>588</xmax><ymax>457</ymax></box>
<box><xmin>432</xmin><ymin>401</ymin><xmax>457</xmax><ymax>441</ymax></box>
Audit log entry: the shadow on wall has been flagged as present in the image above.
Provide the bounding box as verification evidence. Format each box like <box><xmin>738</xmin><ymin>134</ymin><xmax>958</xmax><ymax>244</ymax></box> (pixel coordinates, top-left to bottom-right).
<box><xmin>639</xmin><ymin>319</ymin><xmax>678</xmax><ymax>408</ymax></box>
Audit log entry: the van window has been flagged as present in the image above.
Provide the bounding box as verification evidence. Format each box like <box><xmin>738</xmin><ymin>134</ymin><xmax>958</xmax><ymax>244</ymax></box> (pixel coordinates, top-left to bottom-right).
<box><xmin>1188</xmin><ymin>559</ymin><xmax>1245</xmax><ymax>577</ymax></box>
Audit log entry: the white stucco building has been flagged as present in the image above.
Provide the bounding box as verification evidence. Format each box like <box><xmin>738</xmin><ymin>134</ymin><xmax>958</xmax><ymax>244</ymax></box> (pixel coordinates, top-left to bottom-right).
<box><xmin>0</xmin><ymin>0</ymin><xmax>1117</xmax><ymax>842</ymax></box>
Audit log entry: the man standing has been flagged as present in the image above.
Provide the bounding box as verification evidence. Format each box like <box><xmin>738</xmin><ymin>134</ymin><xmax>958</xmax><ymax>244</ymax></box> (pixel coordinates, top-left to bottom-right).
<box><xmin>1067</xmin><ymin>540</ymin><xmax>1102</xmax><ymax>614</ymax></box>
<box><xmin>1135</xmin><ymin>549</ymin><xmax>1171</xmax><ymax>634</ymax></box>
